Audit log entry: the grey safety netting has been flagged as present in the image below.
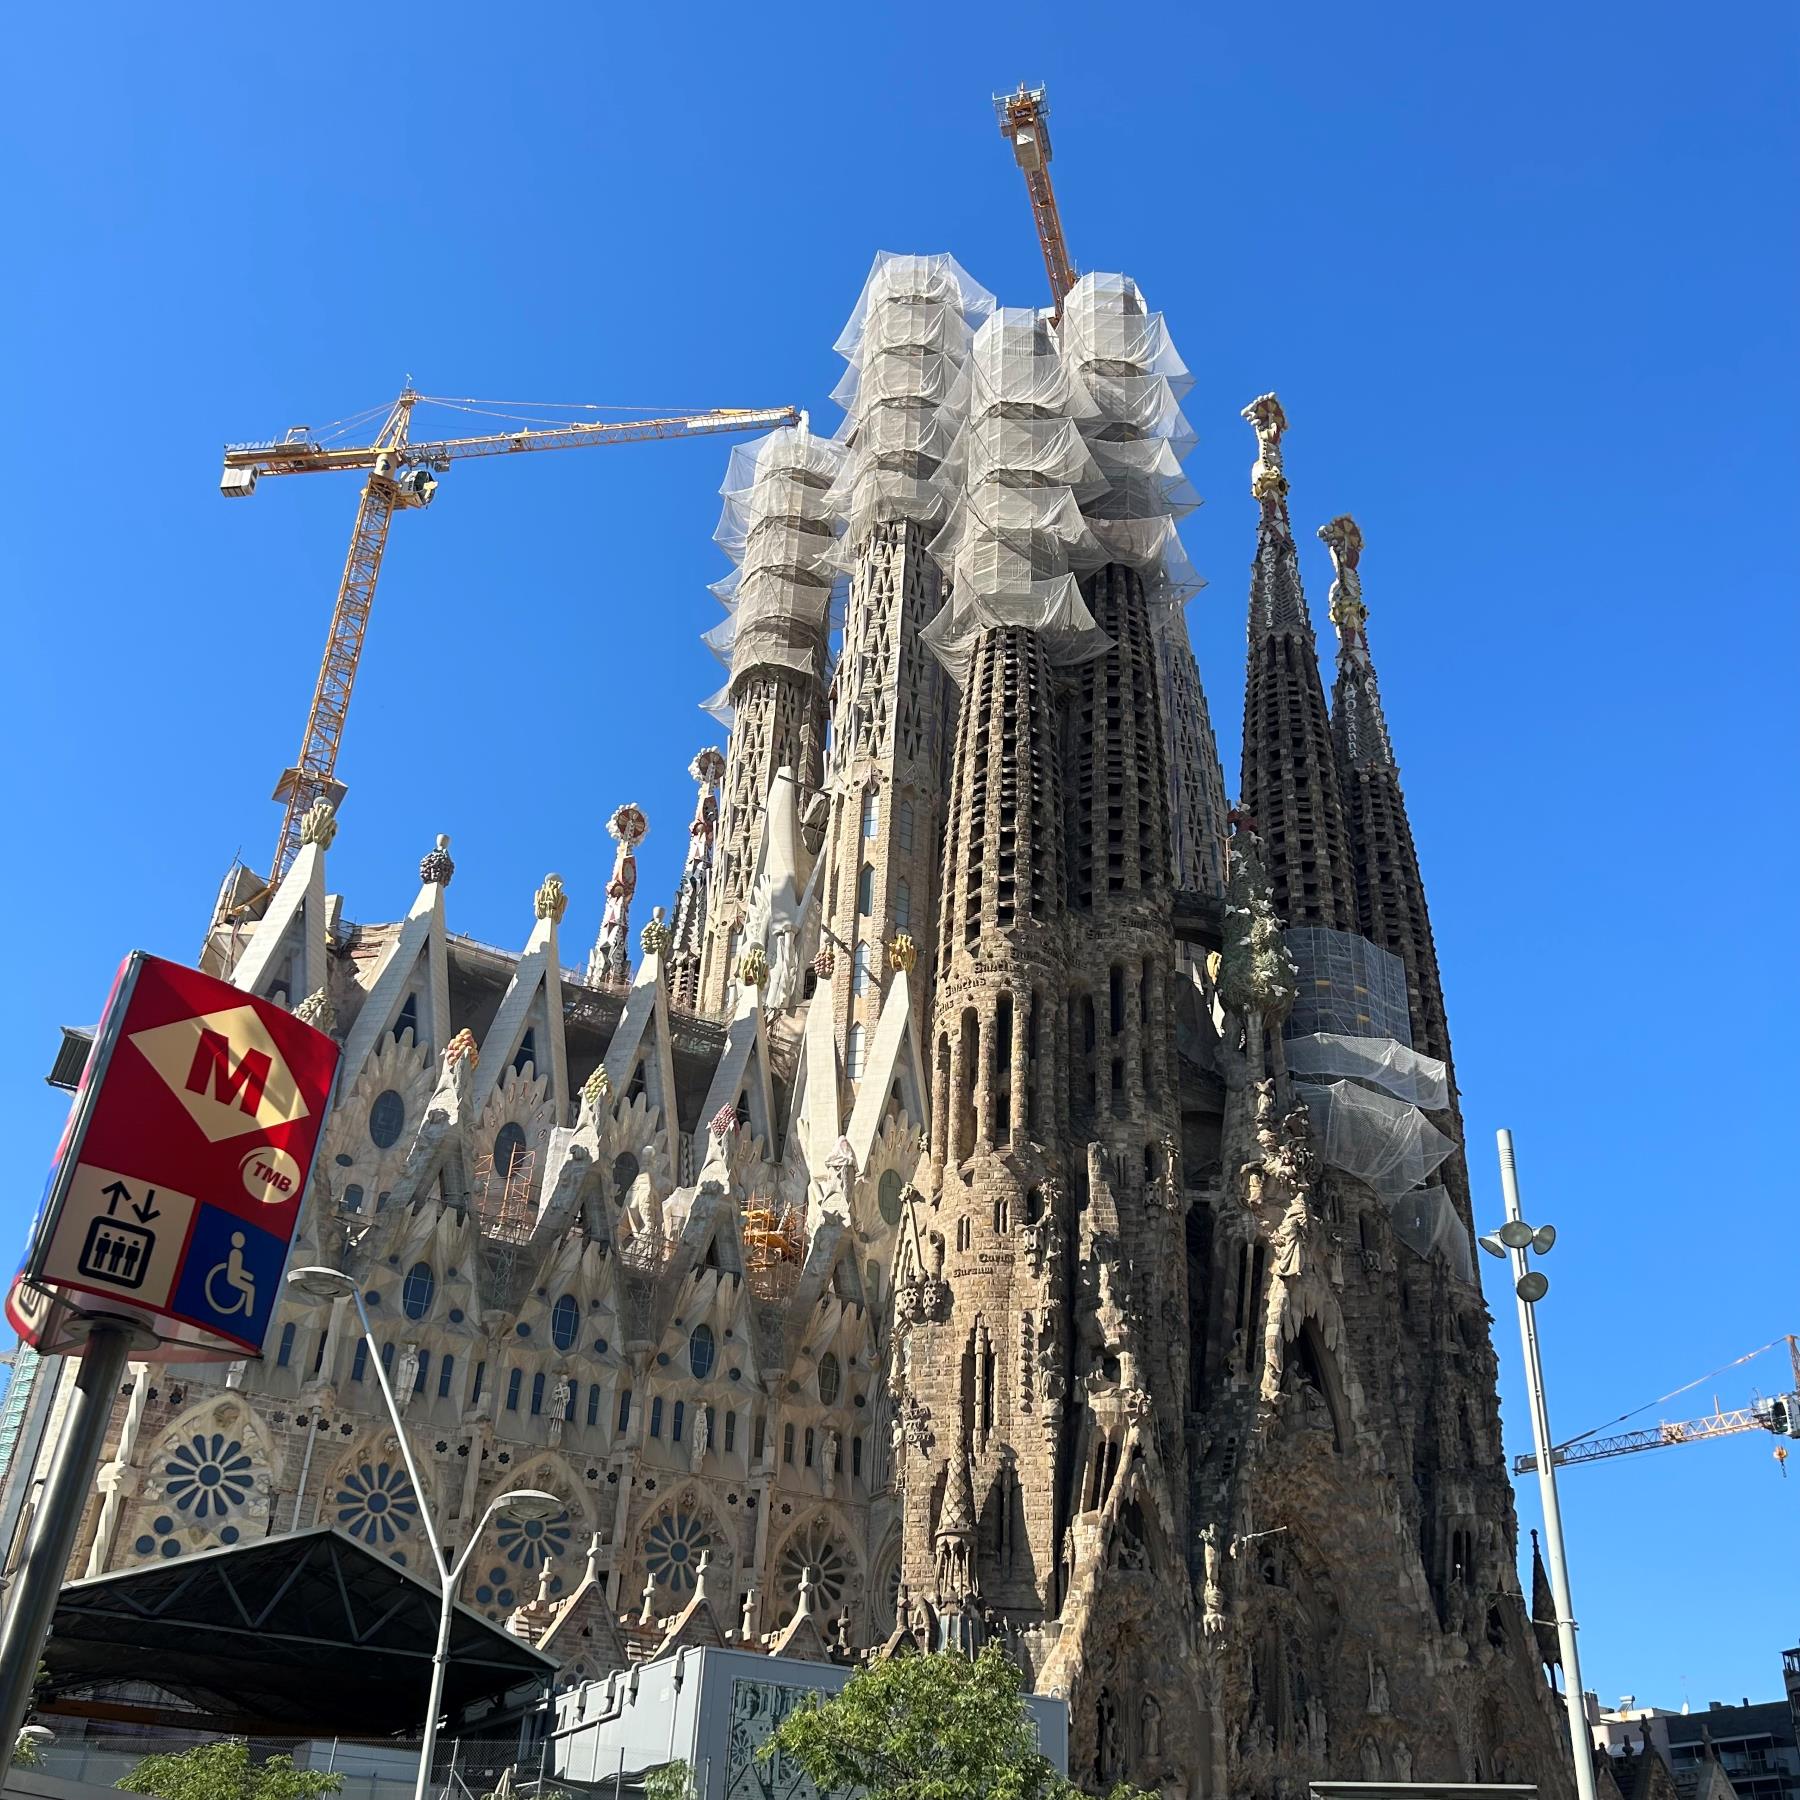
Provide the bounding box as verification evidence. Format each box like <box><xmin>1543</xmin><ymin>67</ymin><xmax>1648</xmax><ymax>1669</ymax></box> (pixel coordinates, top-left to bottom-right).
<box><xmin>1283</xmin><ymin>1032</ymin><xmax>1449</xmax><ymax>1111</ymax></box>
<box><xmin>829</xmin><ymin>252</ymin><xmax>995</xmax><ymax>545</ymax></box>
<box><xmin>921</xmin><ymin>307</ymin><xmax>1113</xmax><ymax>669</ymax></box>
<box><xmin>1285</xmin><ymin>930</ymin><xmax>1472</xmax><ymax>1278</ymax></box>
<box><xmin>1283</xmin><ymin>926</ymin><xmax>1413</xmax><ymax>1045</ymax></box>
<box><xmin>1296</xmin><ymin>1079</ymin><xmax>1455</xmax><ymax>1201</ymax></box>
<box><xmin>1387</xmin><ymin>1185</ymin><xmax>1474</xmax><ymax>1282</ymax></box>
<box><xmin>1058</xmin><ymin>272</ymin><xmax>1205</xmax><ymax>620</ymax></box>
<box><xmin>702</xmin><ymin>425</ymin><xmax>846</xmax><ymax>723</ymax></box>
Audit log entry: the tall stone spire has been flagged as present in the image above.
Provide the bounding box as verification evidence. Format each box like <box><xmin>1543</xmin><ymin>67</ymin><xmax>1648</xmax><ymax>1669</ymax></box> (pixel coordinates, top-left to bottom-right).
<box><xmin>1238</xmin><ymin>395</ymin><xmax>1357</xmax><ymax>930</ymax></box>
<box><xmin>668</xmin><ymin>749</ymin><xmax>724</xmax><ymax>1014</ymax></box>
<box><xmin>1322</xmin><ymin>514</ymin><xmax>1446</xmax><ymax>1065</ymax></box>
<box><xmin>587</xmin><ymin>804</ymin><xmax>647</xmax><ymax>989</ymax></box>
<box><xmin>695</xmin><ymin>426</ymin><xmax>842</xmax><ymax>1017</ymax></box>
<box><xmin>1322</xmin><ymin>516</ymin><xmax>1467</xmax><ymax>1225</ymax></box>
<box><xmin>1156</xmin><ymin>607</ymin><xmax>1231</xmax><ymax>898</ymax></box>
<box><xmin>818</xmin><ymin>253</ymin><xmax>992</xmax><ymax>1072</ymax></box>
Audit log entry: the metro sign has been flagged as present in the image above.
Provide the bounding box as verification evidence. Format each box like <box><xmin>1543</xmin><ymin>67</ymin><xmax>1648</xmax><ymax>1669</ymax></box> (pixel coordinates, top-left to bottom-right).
<box><xmin>8</xmin><ymin>953</ymin><xmax>339</xmax><ymax>1361</ymax></box>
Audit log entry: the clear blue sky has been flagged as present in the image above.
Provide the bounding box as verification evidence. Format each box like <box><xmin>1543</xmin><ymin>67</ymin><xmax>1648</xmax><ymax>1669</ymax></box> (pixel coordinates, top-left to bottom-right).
<box><xmin>3</xmin><ymin>2</ymin><xmax>1794</xmax><ymax>1708</ymax></box>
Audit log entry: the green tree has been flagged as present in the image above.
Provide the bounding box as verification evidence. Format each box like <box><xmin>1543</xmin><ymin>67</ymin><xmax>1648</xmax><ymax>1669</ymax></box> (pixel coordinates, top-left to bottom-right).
<box><xmin>763</xmin><ymin>1644</ymin><xmax>1151</xmax><ymax>1800</ymax></box>
<box><xmin>642</xmin><ymin>1761</ymin><xmax>694</xmax><ymax>1800</ymax></box>
<box><xmin>119</xmin><ymin>1739</ymin><xmax>345</xmax><ymax>1800</ymax></box>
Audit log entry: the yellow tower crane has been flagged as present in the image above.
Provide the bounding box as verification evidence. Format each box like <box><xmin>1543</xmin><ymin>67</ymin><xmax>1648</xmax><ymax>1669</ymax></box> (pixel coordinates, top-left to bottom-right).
<box><xmin>995</xmin><ymin>83</ymin><xmax>1078</xmax><ymax>320</ymax></box>
<box><xmin>1514</xmin><ymin>1333</ymin><xmax>1800</xmax><ymax>1475</ymax></box>
<box><xmin>221</xmin><ymin>390</ymin><xmax>800</xmax><ymax>885</ymax></box>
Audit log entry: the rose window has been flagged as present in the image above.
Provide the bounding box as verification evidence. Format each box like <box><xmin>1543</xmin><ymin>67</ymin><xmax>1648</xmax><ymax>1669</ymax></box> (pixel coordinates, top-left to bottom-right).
<box><xmin>497</xmin><ymin>1507</ymin><xmax>572</xmax><ymax>1572</ymax></box>
<box><xmin>773</xmin><ymin>1517</ymin><xmax>854</xmax><ymax>1617</ymax></box>
<box><xmin>335</xmin><ymin>1461</ymin><xmax>419</xmax><ymax>1548</ymax></box>
<box><xmin>163</xmin><ymin>1433</ymin><xmax>255</xmax><ymax>1522</ymax></box>
<box><xmin>642</xmin><ymin>1509</ymin><xmax>713</xmax><ymax>1596</ymax></box>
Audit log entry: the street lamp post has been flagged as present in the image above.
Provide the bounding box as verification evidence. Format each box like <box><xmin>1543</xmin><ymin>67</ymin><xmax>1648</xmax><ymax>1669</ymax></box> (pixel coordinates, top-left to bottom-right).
<box><xmin>287</xmin><ymin>1267</ymin><xmax>558</xmax><ymax>1800</ymax></box>
<box><xmin>1480</xmin><ymin>1131</ymin><xmax>1596</xmax><ymax>1800</ymax></box>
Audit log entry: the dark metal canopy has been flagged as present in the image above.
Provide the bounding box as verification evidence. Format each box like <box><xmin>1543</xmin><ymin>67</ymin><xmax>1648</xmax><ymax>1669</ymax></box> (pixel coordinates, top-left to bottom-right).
<box><xmin>42</xmin><ymin>1526</ymin><xmax>556</xmax><ymax>1738</ymax></box>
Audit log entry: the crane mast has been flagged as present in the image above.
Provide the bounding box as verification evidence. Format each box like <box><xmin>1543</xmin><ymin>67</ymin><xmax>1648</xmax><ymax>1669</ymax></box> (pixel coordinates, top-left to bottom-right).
<box><xmin>222</xmin><ymin>393</ymin><xmax>800</xmax><ymax>882</ymax></box>
<box><xmin>995</xmin><ymin>84</ymin><xmax>1078</xmax><ymax>319</ymax></box>
<box><xmin>1515</xmin><ymin>1333</ymin><xmax>1800</xmax><ymax>1474</ymax></box>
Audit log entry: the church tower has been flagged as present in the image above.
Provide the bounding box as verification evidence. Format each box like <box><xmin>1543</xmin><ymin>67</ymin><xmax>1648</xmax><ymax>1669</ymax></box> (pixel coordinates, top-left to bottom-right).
<box><xmin>696</xmin><ymin>427</ymin><xmax>842</xmax><ymax>1016</ymax></box>
<box><xmin>819</xmin><ymin>254</ymin><xmax>990</xmax><ymax>1075</ymax></box>
<box><xmin>1239</xmin><ymin>396</ymin><xmax>1358</xmax><ymax>931</ymax></box>
<box><xmin>666</xmin><ymin>748</ymin><xmax>724</xmax><ymax>1015</ymax></box>
<box><xmin>1322</xmin><ymin>515</ymin><xmax>1470</xmax><ymax>1229</ymax></box>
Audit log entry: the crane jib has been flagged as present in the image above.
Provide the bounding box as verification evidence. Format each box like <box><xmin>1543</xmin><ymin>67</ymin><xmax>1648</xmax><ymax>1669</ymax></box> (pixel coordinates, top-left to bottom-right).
<box><xmin>220</xmin><ymin>393</ymin><xmax>800</xmax><ymax>883</ymax></box>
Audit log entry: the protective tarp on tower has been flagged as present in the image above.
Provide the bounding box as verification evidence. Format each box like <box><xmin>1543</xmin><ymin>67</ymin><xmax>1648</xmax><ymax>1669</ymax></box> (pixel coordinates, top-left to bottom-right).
<box><xmin>701</xmin><ymin>425</ymin><xmax>846</xmax><ymax>725</ymax></box>
<box><xmin>829</xmin><ymin>252</ymin><xmax>995</xmax><ymax>545</ymax></box>
<box><xmin>922</xmin><ymin>307</ymin><xmax>1112</xmax><ymax>668</ymax></box>
<box><xmin>1286</xmin><ymin>928</ymin><xmax>1472</xmax><ymax>1278</ymax></box>
<box><xmin>1059</xmin><ymin>272</ymin><xmax>1203</xmax><ymax>616</ymax></box>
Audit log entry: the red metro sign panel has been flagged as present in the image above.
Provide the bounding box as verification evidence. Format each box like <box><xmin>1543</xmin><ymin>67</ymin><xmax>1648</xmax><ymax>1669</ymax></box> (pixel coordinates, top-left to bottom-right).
<box><xmin>7</xmin><ymin>953</ymin><xmax>339</xmax><ymax>1361</ymax></box>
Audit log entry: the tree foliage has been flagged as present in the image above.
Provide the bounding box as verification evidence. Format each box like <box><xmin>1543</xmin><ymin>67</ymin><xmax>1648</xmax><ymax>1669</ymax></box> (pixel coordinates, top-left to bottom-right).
<box><xmin>763</xmin><ymin>1645</ymin><xmax>1150</xmax><ymax>1800</ymax></box>
<box><xmin>119</xmin><ymin>1739</ymin><xmax>345</xmax><ymax>1800</ymax></box>
<box><xmin>643</xmin><ymin>1761</ymin><xmax>695</xmax><ymax>1800</ymax></box>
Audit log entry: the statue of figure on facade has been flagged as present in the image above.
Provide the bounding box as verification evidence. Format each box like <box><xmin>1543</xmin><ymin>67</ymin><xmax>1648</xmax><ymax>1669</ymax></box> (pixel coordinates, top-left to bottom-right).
<box><xmin>1366</xmin><ymin>1650</ymin><xmax>1390</xmax><ymax>1716</ymax></box>
<box><xmin>1141</xmin><ymin>1692</ymin><xmax>1163</xmax><ymax>1760</ymax></box>
<box><xmin>395</xmin><ymin>1343</ymin><xmax>421</xmax><ymax>1412</ymax></box>
<box><xmin>821</xmin><ymin>1428</ymin><xmax>839</xmax><ymax>1498</ymax></box>
<box><xmin>547</xmin><ymin>1372</ymin><xmax>572</xmax><ymax>1444</ymax></box>
<box><xmin>1239</xmin><ymin>1080</ymin><xmax>1283</xmax><ymax>1209</ymax></box>
<box><xmin>690</xmin><ymin>1402</ymin><xmax>710</xmax><ymax>1470</ymax></box>
<box><xmin>1200</xmin><ymin>1522</ymin><xmax>1228</xmax><ymax>1634</ymax></box>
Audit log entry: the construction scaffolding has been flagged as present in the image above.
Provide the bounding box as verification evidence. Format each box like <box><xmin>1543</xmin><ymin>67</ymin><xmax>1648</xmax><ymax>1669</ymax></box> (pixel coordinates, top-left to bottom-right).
<box><xmin>701</xmin><ymin>426</ymin><xmax>845</xmax><ymax>724</ymax></box>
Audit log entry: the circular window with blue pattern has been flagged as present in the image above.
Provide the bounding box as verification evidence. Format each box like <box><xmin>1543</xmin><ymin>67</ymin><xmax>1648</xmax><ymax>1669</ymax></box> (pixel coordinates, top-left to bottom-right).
<box><xmin>164</xmin><ymin>1433</ymin><xmax>254</xmax><ymax>1522</ymax></box>
<box><xmin>642</xmin><ymin>1508</ymin><xmax>713</xmax><ymax>1596</ymax></box>
<box><xmin>496</xmin><ymin>1506</ymin><xmax>571</xmax><ymax>1572</ymax></box>
<box><xmin>335</xmin><ymin>1461</ymin><xmax>419</xmax><ymax>1548</ymax></box>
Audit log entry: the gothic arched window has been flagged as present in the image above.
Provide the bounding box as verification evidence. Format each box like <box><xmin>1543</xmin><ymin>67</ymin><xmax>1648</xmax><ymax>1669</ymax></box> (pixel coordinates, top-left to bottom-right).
<box><xmin>689</xmin><ymin>1323</ymin><xmax>716</xmax><ymax>1380</ymax></box>
<box><xmin>846</xmin><ymin>1023</ymin><xmax>867</xmax><ymax>1079</ymax></box>
<box><xmin>817</xmin><ymin>1352</ymin><xmax>841</xmax><ymax>1406</ymax></box>
<box><xmin>861</xmin><ymin>790</ymin><xmax>880</xmax><ymax>840</ymax></box>
<box><xmin>893</xmin><ymin>877</ymin><xmax>911</xmax><ymax>930</ymax></box>
<box><xmin>857</xmin><ymin>864</ymin><xmax>875</xmax><ymax>916</ymax></box>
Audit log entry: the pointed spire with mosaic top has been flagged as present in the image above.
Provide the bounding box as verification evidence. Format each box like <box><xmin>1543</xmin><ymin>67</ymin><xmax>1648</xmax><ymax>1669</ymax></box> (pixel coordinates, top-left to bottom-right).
<box><xmin>1238</xmin><ymin>394</ymin><xmax>1358</xmax><ymax>931</ymax></box>
<box><xmin>1320</xmin><ymin>514</ymin><xmax>1472</xmax><ymax>1242</ymax></box>
<box><xmin>1321</xmin><ymin>515</ymin><xmax>1451</xmax><ymax>1073</ymax></box>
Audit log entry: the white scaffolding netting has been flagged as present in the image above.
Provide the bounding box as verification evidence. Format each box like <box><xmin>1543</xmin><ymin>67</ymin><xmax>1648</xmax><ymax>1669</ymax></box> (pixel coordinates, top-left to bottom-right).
<box><xmin>1059</xmin><ymin>271</ymin><xmax>1208</xmax><ymax>630</ymax></box>
<box><xmin>702</xmin><ymin>425</ymin><xmax>845</xmax><ymax>715</ymax></box>
<box><xmin>921</xmin><ymin>307</ymin><xmax>1113</xmax><ymax>669</ymax></box>
<box><xmin>830</xmin><ymin>251</ymin><xmax>994</xmax><ymax>544</ymax></box>
<box><xmin>1296</xmin><ymin>1079</ymin><xmax>1455</xmax><ymax>1201</ymax></box>
<box><xmin>1284</xmin><ymin>1032</ymin><xmax>1449</xmax><ymax>1111</ymax></box>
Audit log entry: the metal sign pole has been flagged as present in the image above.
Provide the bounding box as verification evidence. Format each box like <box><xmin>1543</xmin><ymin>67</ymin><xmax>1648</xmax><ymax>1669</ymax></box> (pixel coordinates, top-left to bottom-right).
<box><xmin>0</xmin><ymin>1320</ymin><xmax>133</xmax><ymax>1785</ymax></box>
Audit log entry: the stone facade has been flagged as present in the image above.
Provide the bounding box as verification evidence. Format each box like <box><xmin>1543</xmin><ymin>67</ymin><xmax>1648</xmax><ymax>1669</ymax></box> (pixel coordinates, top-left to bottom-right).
<box><xmin>37</xmin><ymin>258</ymin><xmax>1571</xmax><ymax>1800</ymax></box>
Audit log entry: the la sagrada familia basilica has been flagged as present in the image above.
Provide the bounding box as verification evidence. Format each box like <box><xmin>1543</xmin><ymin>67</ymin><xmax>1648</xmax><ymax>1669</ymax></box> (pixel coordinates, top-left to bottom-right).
<box><xmin>46</xmin><ymin>254</ymin><xmax>1572</xmax><ymax>1795</ymax></box>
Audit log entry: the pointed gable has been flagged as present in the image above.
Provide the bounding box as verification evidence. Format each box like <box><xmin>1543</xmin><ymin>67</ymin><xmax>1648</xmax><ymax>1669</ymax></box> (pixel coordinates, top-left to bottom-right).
<box><xmin>229</xmin><ymin>801</ymin><xmax>336</xmax><ymax>1009</ymax></box>
<box><xmin>699</xmin><ymin>984</ymin><xmax>778</xmax><ymax>1152</ymax></box>
<box><xmin>341</xmin><ymin>850</ymin><xmax>455</xmax><ymax>1083</ymax></box>
<box><xmin>845</xmin><ymin>960</ymin><xmax>927</xmax><ymax>1166</ymax></box>
<box><xmin>473</xmin><ymin>876</ymin><xmax>572</xmax><ymax>1121</ymax></box>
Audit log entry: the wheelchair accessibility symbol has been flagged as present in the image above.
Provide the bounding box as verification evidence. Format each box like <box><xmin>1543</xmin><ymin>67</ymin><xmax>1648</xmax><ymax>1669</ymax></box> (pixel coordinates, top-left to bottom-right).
<box><xmin>204</xmin><ymin>1232</ymin><xmax>257</xmax><ymax>1318</ymax></box>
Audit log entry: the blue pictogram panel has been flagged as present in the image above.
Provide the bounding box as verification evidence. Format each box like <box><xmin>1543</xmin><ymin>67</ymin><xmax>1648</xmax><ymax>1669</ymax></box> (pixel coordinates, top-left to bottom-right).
<box><xmin>169</xmin><ymin>1205</ymin><xmax>288</xmax><ymax>1345</ymax></box>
